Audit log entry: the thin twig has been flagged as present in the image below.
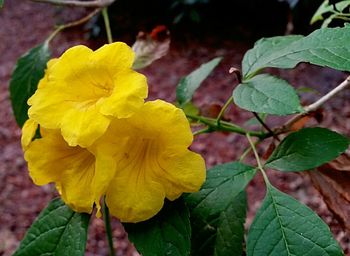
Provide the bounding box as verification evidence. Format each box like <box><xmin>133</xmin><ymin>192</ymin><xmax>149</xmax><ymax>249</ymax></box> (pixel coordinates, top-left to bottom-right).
<box><xmin>31</xmin><ymin>0</ymin><xmax>115</xmax><ymax>7</ymax></box>
<box><xmin>276</xmin><ymin>75</ymin><xmax>350</xmax><ymax>135</ymax></box>
<box><xmin>45</xmin><ymin>8</ymin><xmax>101</xmax><ymax>43</ymax></box>
<box><xmin>305</xmin><ymin>76</ymin><xmax>350</xmax><ymax>112</ymax></box>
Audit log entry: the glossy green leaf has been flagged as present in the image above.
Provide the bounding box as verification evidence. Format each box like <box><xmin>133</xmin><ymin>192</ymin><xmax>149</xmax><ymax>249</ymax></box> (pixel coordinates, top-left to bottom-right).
<box><xmin>0</xmin><ymin>0</ymin><xmax>3</xmax><ymax>8</ymax></box>
<box><xmin>242</xmin><ymin>35</ymin><xmax>303</xmax><ymax>78</ymax></box>
<box><xmin>247</xmin><ymin>185</ymin><xmax>343</xmax><ymax>256</ymax></box>
<box><xmin>125</xmin><ymin>199</ymin><xmax>191</xmax><ymax>256</ymax></box>
<box><xmin>233</xmin><ymin>74</ymin><xmax>303</xmax><ymax>115</ymax></box>
<box><xmin>13</xmin><ymin>198</ymin><xmax>90</xmax><ymax>256</ymax></box>
<box><xmin>10</xmin><ymin>43</ymin><xmax>51</xmax><ymax>127</ymax></box>
<box><xmin>176</xmin><ymin>57</ymin><xmax>222</xmax><ymax>106</ymax></box>
<box><xmin>243</xmin><ymin>27</ymin><xmax>350</xmax><ymax>78</ymax></box>
<box><xmin>266</xmin><ymin>127</ymin><xmax>349</xmax><ymax>172</ymax></box>
<box><xmin>189</xmin><ymin>192</ymin><xmax>247</xmax><ymax>256</ymax></box>
<box><xmin>311</xmin><ymin>0</ymin><xmax>350</xmax><ymax>24</ymax></box>
<box><xmin>185</xmin><ymin>162</ymin><xmax>256</xmax><ymax>256</ymax></box>
<box><xmin>185</xmin><ymin>162</ymin><xmax>256</xmax><ymax>218</ymax></box>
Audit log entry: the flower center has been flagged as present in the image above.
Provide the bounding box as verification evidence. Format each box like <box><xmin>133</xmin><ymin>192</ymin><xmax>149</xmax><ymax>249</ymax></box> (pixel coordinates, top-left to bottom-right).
<box><xmin>118</xmin><ymin>137</ymin><xmax>163</xmax><ymax>182</ymax></box>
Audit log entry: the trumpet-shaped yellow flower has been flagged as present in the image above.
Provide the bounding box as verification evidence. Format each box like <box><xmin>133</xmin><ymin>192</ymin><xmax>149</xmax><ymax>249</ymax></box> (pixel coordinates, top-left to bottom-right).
<box><xmin>22</xmin><ymin>100</ymin><xmax>205</xmax><ymax>223</ymax></box>
<box><xmin>23</xmin><ymin>127</ymin><xmax>116</xmax><ymax>213</ymax></box>
<box><xmin>96</xmin><ymin>100</ymin><xmax>206</xmax><ymax>223</ymax></box>
<box><xmin>28</xmin><ymin>42</ymin><xmax>148</xmax><ymax>147</ymax></box>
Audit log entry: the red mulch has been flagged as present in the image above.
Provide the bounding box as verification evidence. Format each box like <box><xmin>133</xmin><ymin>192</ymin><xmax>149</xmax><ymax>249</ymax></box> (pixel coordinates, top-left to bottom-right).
<box><xmin>1</xmin><ymin>1</ymin><xmax>349</xmax><ymax>255</ymax></box>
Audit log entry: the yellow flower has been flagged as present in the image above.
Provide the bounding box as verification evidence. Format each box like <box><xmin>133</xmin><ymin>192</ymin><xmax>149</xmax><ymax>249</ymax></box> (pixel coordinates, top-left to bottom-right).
<box><xmin>28</xmin><ymin>42</ymin><xmax>148</xmax><ymax>147</ymax></box>
<box><xmin>22</xmin><ymin>100</ymin><xmax>206</xmax><ymax>223</ymax></box>
<box><xmin>23</xmin><ymin>126</ymin><xmax>115</xmax><ymax>213</ymax></box>
<box><xmin>97</xmin><ymin>100</ymin><xmax>206</xmax><ymax>223</ymax></box>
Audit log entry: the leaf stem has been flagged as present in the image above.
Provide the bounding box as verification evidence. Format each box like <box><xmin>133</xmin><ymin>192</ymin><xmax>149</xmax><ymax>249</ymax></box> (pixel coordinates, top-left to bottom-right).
<box><xmin>253</xmin><ymin>112</ymin><xmax>280</xmax><ymax>141</ymax></box>
<box><xmin>45</xmin><ymin>8</ymin><xmax>101</xmax><ymax>43</ymax></box>
<box><xmin>246</xmin><ymin>133</ymin><xmax>270</xmax><ymax>185</ymax></box>
<box><xmin>102</xmin><ymin>7</ymin><xmax>113</xmax><ymax>44</ymax></box>
<box><xmin>187</xmin><ymin>114</ymin><xmax>267</xmax><ymax>138</ymax></box>
<box><xmin>103</xmin><ymin>200</ymin><xmax>115</xmax><ymax>256</ymax></box>
<box><xmin>216</xmin><ymin>96</ymin><xmax>233</xmax><ymax>126</ymax></box>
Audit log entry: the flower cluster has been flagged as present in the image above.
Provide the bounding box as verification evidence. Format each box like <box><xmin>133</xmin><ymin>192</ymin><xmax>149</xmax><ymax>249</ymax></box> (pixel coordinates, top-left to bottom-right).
<box><xmin>21</xmin><ymin>42</ymin><xmax>206</xmax><ymax>223</ymax></box>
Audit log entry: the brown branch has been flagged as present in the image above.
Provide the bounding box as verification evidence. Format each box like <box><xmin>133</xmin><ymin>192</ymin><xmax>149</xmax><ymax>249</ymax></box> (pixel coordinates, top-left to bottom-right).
<box><xmin>46</xmin><ymin>7</ymin><xmax>101</xmax><ymax>42</ymax></box>
<box><xmin>275</xmin><ymin>75</ymin><xmax>350</xmax><ymax>135</ymax></box>
<box><xmin>31</xmin><ymin>0</ymin><xmax>115</xmax><ymax>7</ymax></box>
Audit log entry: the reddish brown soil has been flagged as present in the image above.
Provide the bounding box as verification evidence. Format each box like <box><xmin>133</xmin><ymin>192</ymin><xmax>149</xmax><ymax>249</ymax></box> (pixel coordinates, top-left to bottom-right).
<box><xmin>1</xmin><ymin>1</ymin><xmax>350</xmax><ymax>255</ymax></box>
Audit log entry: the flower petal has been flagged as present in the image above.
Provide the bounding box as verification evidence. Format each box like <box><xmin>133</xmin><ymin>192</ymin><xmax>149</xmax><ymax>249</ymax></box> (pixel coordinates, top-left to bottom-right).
<box><xmin>24</xmin><ymin>130</ymin><xmax>97</xmax><ymax>213</ymax></box>
<box><xmin>58</xmin><ymin>156</ymin><xmax>96</xmax><ymax>213</ymax></box>
<box><xmin>105</xmin><ymin>171</ymin><xmax>165</xmax><ymax>223</ymax></box>
<box><xmin>48</xmin><ymin>45</ymin><xmax>93</xmax><ymax>84</ymax></box>
<box><xmin>158</xmin><ymin>150</ymin><xmax>206</xmax><ymax>200</ymax></box>
<box><xmin>28</xmin><ymin>86</ymin><xmax>69</xmax><ymax>129</ymax></box>
<box><xmin>92</xmin><ymin>42</ymin><xmax>135</xmax><ymax>71</ymax></box>
<box><xmin>99</xmin><ymin>70</ymin><xmax>148</xmax><ymax>118</ymax></box>
<box><xmin>21</xmin><ymin>119</ymin><xmax>38</xmax><ymax>150</ymax></box>
<box><xmin>91</xmin><ymin>153</ymin><xmax>117</xmax><ymax>215</ymax></box>
<box><xmin>106</xmin><ymin>100</ymin><xmax>193</xmax><ymax>150</ymax></box>
<box><xmin>60</xmin><ymin>106</ymin><xmax>111</xmax><ymax>147</ymax></box>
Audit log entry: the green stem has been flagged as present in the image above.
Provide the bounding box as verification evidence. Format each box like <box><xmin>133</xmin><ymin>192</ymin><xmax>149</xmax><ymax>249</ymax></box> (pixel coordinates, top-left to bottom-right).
<box><xmin>246</xmin><ymin>133</ymin><xmax>270</xmax><ymax>185</ymax></box>
<box><xmin>216</xmin><ymin>96</ymin><xmax>233</xmax><ymax>126</ymax></box>
<box><xmin>102</xmin><ymin>7</ymin><xmax>113</xmax><ymax>43</ymax></box>
<box><xmin>103</xmin><ymin>200</ymin><xmax>115</xmax><ymax>256</ymax></box>
<box><xmin>187</xmin><ymin>114</ymin><xmax>267</xmax><ymax>138</ymax></box>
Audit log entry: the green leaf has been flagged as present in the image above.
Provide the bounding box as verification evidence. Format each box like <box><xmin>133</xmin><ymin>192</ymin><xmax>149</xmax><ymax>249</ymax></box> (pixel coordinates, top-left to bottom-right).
<box><xmin>176</xmin><ymin>57</ymin><xmax>222</xmax><ymax>106</ymax></box>
<box><xmin>185</xmin><ymin>162</ymin><xmax>256</xmax><ymax>255</ymax></box>
<box><xmin>311</xmin><ymin>0</ymin><xmax>350</xmax><ymax>24</ymax></box>
<box><xmin>185</xmin><ymin>162</ymin><xmax>256</xmax><ymax>218</ymax></box>
<box><xmin>247</xmin><ymin>185</ymin><xmax>343</xmax><ymax>256</ymax></box>
<box><xmin>9</xmin><ymin>43</ymin><xmax>51</xmax><ymax>127</ymax></box>
<box><xmin>13</xmin><ymin>198</ymin><xmax>90</xmax><ymax>256</ymax></box>
<box><xmin>189</xmin><ymin>192</ymin><xmax>247</xmax><ymax>256</ymax></box>
<box><xmin>233</xmin><ymin>74</ymin><xmax>303</xmax><ymax>115</ymax></box>
<box><xmin>125</xmin><ymin>199</ymin><xmax>191</xmax><ymax>256</ymax></box>
<box><xmin>243</xmin><ymin>27</ymin><xmax>350</xmax><ymax>78</ymax></box>
<box><xmin>266</xmin><ymin>127</ymin><xmax>349</xmax><ymax>172</ymax></box>
<box><xmin>242</xmin><ymin>35</ymin><xmax>303</xmax><ymax>78</ymax></box>
<box><xmin>0</xmin><ymin>0</ymin><xmax>3</xmax><ymax>8</ymax></box>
